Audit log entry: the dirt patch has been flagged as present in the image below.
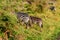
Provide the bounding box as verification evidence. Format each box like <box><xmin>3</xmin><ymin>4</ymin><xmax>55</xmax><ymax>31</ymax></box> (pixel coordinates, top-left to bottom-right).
<box><xmin>0</xmin><ymin>37</ymin><xmax>3</xmax><ymax>40</ymax></box>
<box><xmin>15</xmin><ymin>34</ymin><xmax>25</xmax><ymax>40</ymax></box>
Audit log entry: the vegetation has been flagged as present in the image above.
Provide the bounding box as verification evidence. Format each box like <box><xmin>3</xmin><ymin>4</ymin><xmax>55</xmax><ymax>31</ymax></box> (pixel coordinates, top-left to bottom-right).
<box><xmin>0</xmin><ymin>0</ymin><xmax>60</xmax><ymax>40</ymax></box>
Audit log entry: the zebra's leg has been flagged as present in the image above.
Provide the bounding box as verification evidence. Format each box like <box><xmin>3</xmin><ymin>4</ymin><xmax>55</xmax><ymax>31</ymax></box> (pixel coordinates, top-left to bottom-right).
<box><xmin>38</xmin><ymin>21</ymin><xmax>43</xmax><ymax>32</ymax></box>
<box><xmin>25</xmin><ymin>22</ymin><xmax>30</xmax><ymax>29</ymax></box>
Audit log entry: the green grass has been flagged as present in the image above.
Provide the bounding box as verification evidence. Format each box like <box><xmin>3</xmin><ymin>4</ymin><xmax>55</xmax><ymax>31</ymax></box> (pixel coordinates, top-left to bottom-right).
<box><xmin>0</xmin><ymin>0</ymin><xmax>60</xmax><ymax>40</ymax></box>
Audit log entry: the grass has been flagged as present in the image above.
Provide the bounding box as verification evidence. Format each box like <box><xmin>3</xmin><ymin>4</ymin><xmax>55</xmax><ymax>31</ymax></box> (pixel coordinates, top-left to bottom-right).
<box><xmin>0</xmin><ymin>0</ymin><xmax>60</xmax><ymax>40</ymax></box>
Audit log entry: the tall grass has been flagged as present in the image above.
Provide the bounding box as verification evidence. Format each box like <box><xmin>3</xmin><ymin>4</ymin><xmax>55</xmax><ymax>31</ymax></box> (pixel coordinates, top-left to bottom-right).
<box><xmin>0</xmin><ymin>0</ymin><xmax>60</xmax><ymax>40</ymax></box>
